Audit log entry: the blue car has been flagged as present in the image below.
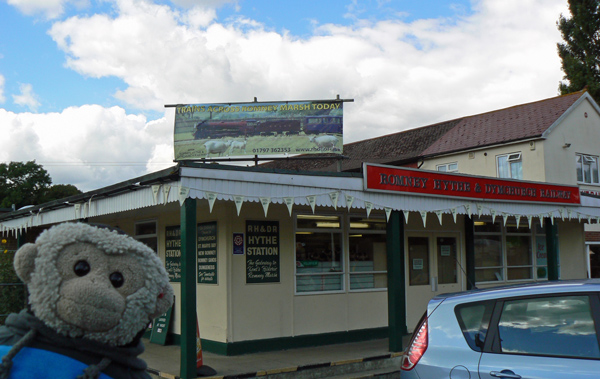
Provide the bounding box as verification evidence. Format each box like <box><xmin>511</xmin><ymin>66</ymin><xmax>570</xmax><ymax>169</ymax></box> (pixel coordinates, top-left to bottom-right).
<box><xmin>400</xmin><ymin>280</ymin><xmax>600</xmax><ymax>379</ymax></box>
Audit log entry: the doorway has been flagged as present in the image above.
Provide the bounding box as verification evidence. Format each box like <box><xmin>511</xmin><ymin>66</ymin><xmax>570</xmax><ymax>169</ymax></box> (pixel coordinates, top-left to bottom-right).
<box><xmin>405</xmin><ymin>232</ymin><xmax>463</xmax><ymax>330</ymax></box>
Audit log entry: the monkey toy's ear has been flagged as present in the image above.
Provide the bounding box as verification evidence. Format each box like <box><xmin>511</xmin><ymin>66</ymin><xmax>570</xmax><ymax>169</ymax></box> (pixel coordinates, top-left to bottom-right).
<box><xmin>14</xmin><ymin>243</ymin><xmax>39</xmax><ymax>284</ymax></box>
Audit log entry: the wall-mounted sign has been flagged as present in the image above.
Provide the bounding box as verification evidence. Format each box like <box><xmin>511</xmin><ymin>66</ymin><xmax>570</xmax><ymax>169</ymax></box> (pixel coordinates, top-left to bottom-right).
<box><xmin>246</xmin><ymin>220</ymin><xmax>280</xmax><ymax>283</ymax></box>
<box><xmin>233</xmin><ymin>232</ymin><xmax>244</xmax><ymax>255</ymax></box>
<box><xmin>172</xmin><ymin>100</ymin><xmax>344</xmax><ymax>160</ymax></box>
<box><xmin>197</xmin><ymin>221</ymin><xmax>217</xmax><ymax>284</ymax></box>
<box><xmin>363</xmin><ymin>163</ymin><xmax>581</xmax><ymax>205</ymax></box>
<box><xmin>165</xmin><ymin>226</ymin><xmax>181</xmax><ymax>283</ymax></box>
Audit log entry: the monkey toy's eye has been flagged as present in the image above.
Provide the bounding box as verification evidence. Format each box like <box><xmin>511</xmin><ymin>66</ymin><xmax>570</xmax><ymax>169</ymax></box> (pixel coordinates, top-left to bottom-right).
<box><xmin>74</xmin><ymin>260</ymin><xmax>91</xmax><ymax>277</ymax></box>
<box><xmin>109</xmin><ymin>272</ymin><xmax>125</xmax><ymax>288</ymax></box>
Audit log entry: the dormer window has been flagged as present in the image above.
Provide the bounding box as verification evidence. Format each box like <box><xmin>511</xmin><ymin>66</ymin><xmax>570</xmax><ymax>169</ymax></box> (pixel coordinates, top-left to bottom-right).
<box><xmin>497</xmin><ymin>152</ymin><xmax>522</xmax><ymax>179</ymax></box>
<box><xmin>576</xmin><ymin>153</ymin><xmax>599</xmax><ymax>184</ymax></box>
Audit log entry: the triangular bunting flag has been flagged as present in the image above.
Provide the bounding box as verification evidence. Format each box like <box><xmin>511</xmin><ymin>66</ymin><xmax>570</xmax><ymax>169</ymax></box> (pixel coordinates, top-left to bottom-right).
<box><xmin>476</xmin><ymin>204</ymin><xmax>483</xmax><ymax>217</ymax></box>
<box><xmin>402</xmin><ymin>210</ymin><xmax>410</xmax><ymax>224</ymax></box>
<box><xmin>515</xmin><ymin>215</ymin><xmax>521</xmax><ymax>229</ymax></box>
<box><xmin>502</xmin><ymin>213</ymin><xmax>508</xmax><ymax>227</ymax></box>
<box><xmin>365</xmin><ymin>201</ymin><xmax>373</xmax><ymax>218</ymax></box>
<box><xmin>260</xmin><ymin>197</ymin><xmax>270</xmax><ymax>217</ymax></box>
<box><xmin>558</xmin><ymin>208</ymin><xmax>564</xmax><ymax>220</ymax></box>
<box><xmin>234</xmin><ymin>196</ymin><xmax>244</xmax><ymax>216</ymax></box>
<box><xmin>420</xmin><ymin>211</ymin><xmax>427</xmax><ymax>227</ymax></box>
<box><xmin>306</xmin><ymin>195</ymin><xmax>317</xmax><ymax>214</ymax></box>
<box><xmin>385</xmin><ymin>207</ymin><xmax>392</xmax><ymax>222</ymax></box>
<box><xmin>284</xmin><ymin>197</ymin><xmax>294</xmax><ymax>216</ymax></box>
<box><xmin>451</xmin><ymin>208</ymin><xmax>458</xmax><ymax>223</ymax></box>
<box><xmin>163</xmin><ymin>185</ymin><xmax>171</xmax><ymax>205</ymax></box>
<box><xmin>527</xmin><ymin>215</ymin><xmax>533</xmax><ymax>229</ymax></box>
<box><xmin>549</xmin><ymin>213</ymin><xmax>554</xmax><ymax>225</ymax></box>
<box><xmin>435</xmin><ymin>210</ymin><xmax>443</xmax><ymax>225</ymax></box>
<box><xmin>465</xmin><ymin>204</ymin><xmax>472</xmax><ymax>218</ymax></box>
<box><xmin>491</xmin><ymin>209</ymin><xmax>497</xmax><ymax>224</ymax></box>
<box><xmin>152</xmin><ymin>184</ymin><xmax>161</xmax><ymax>204</ymax></box>
<box><xmin>345</xmin><ymin>195</ymin><xmax>354</xmax><ymax>211</ymax></box>
<box><xmin>329</xmin><ymin>192</ymin><xmax>339</xmax><ymax>210</ymax></box>
<box><xmin>539</xmin><ymin>215</ymin><xmax>544</xmax><ymax>227</ymax></box>
<box><xmin>206</xmin><ymin>192</ymin><xmax>217</xmax><ymax>213</ymax></box>
<box><xmin>178</xmin><ymin>187</ymin><xmax>190</xmax><ymax>206</ymax></box>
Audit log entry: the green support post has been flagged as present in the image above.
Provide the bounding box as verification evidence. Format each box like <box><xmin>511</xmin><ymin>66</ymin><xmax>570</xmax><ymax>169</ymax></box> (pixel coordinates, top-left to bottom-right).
<box><xmin>386</xmin><ymin>210</ymin><xmax>407</xmax><ymax>352</ymax></box>
<box><xmin>180</xmin><ymin>198</ymin><xmax>197</xmax><ymax>379</ymax></box>
<box><xmin>545</xmin><ymin>220</ymin><xmax>559</xmax><ymax>281</ymax></box>
<box><xmin>464</xmin><ymin>216</ymin><xmax>476</xmax><ymax>290</ymax></box>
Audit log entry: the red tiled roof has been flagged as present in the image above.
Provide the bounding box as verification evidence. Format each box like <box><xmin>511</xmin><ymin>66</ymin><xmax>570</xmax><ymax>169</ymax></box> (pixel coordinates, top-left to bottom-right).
<box><xmin>422</xmin><ymin>91</ymin><xmax>585</xmax><ymax>156</ymax></box>
<box><xmin>261</xmin><ymin>91</ymin><xmax>587</xmax><ymax>172</ymax></box>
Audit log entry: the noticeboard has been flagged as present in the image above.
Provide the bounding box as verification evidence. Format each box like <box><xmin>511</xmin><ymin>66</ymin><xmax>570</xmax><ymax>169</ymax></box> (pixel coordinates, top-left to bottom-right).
<box><xmin>197</xmin><ymin>221</ymin><xmax>217</xmax><ymax>284</ymax></box>
<box><xmin>165</xmin><ymin>225</ymin><xmax>181</xmax><ymax>282</ymax></box>
<box><xmin>246</xmin><ymin>220</ymin><xmax>280</xmax><ymax>283</ymax></box>
<box><xmin>149</xmin><ymin>304</ymin><xmax>173</xmax><ymax>345</ymax></box>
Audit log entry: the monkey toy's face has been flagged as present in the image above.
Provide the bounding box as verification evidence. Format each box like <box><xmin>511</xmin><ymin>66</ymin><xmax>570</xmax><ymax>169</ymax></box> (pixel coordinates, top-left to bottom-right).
<box><xmin>14</xmin><ymin>223</ymin><xmax>174</xmax><ymax>347</ymax></box>
<box><xmin>56</xmin><ymin>242</ymin><xmax>147</xmax><ymax>332</ymax></box>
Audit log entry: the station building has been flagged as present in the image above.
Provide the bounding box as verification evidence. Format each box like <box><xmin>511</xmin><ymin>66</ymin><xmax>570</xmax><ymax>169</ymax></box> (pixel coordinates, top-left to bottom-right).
<box><xmin>1</xmin><ymin>90</ymin><xmax>600</xmax><ymax>361</ymax></box>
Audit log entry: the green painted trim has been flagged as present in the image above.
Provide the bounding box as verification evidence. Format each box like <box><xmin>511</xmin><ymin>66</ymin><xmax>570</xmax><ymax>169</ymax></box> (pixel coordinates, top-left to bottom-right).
<box><xmin>180</xmin><ymin>198</ymin><xmax>197</xmax><ymax>379</ymax></box>
<box><xmin>386</xmin><ymin>210</ymin><xmax>406</xmax><ymax>352</ymax></box>
<box><xmin>164</xmin><ymin>328</ymin><xmax>389</xmax><ymax>356</ymax></box>
<box><xmin>464</xmin><ymin>217</ymin><xmax>476</xmax><ymax>290</ymax></box>
<box><xmin>545</xmin><ymin>221</ymin><xmax>559</xmax><ymax>280</ymax></box>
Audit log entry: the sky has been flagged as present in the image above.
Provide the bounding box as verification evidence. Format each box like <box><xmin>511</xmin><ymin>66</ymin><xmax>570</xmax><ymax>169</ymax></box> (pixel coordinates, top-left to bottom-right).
<box><xmin>0</xmin><ymin>0</ymin><xmax>571</xmax><ymax>192</ymax></box>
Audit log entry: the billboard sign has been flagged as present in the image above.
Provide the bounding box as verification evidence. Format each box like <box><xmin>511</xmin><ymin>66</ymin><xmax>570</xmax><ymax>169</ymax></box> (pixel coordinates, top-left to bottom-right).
<box><xmin>173</xmin><ymin>100</ymin><xmax>343</xmax><ymax>161</ymax></box>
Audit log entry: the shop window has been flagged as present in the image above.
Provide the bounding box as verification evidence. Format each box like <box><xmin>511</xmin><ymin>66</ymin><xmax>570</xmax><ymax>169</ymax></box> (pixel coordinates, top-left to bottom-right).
<box><xmin>349</xmin><ymin>216</ymin><xmax>387</xmax><ymax>291</ymax></box>
<box><xmin>408</xmin><ymin>237</ymin><xmax>430</xmax><ymax>286</ymax></box>
<box><xmin>135</xmin><ymin>220</ymin><xmax>158</xmax><ymax>253</ymax></box>
<box><xmin>295</xmin><ymin>215</ymin><xmax>343</xmax><ymax>293</ymax></box>
<box><xmin>576</xmin><ymin>153</ymin><xmax>599</xmax><ymax>184</ymax></box>
<box><xmin>437</xmin><ymin>162</ymin><xmax>458</xmax><ymax>173</ymax></box>
<box><xmin>497</xmin><ymin>152</ymin><xmax>522</xmax><ymax>179</ymax></box>
<box><xmin>474</xmin><ymin>218</ymin><xmax>555</xmax><ymax>284</ymax></box>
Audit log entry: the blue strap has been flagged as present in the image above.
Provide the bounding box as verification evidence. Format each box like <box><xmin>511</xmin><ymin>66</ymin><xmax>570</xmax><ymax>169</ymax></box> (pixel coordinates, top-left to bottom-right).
<box><xmin>0</xmin><ymin>345</ymin><xmax>113</xmax><ymax>379</ymax></box>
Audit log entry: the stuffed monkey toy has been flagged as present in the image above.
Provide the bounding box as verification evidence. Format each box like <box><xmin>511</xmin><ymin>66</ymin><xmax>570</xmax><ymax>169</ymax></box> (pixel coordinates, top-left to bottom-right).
<box><xmin>0</xmin><ymin>223</ymin><xmax>174</xmax><ymax>379</ymax></box>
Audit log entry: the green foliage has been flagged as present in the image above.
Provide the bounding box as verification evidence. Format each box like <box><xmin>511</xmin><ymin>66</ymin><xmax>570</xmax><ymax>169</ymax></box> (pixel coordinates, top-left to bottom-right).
<box><xmin>40</xmin><ymin>184</ymin><xmax>82</xmax><ymax>204</ymax></box>
<box><xmin>0</xmin><ymin>161</ymin><xmax>52</xmax><ymax>209</ymax></box>
<box><xmin>557</xmin><ymin>0</ymin><xmax>600</xmax><ymax>101</ymax></box>
<box><xmin>0</xmin><ymin>161</ymin><xmax>82</xmax><ymax>209</ymax></box>
<box><xmin>0</xmin><ymin>248</ymin><xmax>26</xmax><ymax>325</ymax></box>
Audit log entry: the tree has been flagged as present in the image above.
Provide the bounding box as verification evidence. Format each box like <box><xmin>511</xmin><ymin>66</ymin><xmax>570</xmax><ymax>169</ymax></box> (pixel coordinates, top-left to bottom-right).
<box><xmin>557</xmin><ymin>0</ymin><xmax>600</xmax><ymax>101</ymax></box>
<box><xmin>40</xmin><ymin>184</ymin><xmax>82</xmax><ymax>204</ymax></box>
<box><xmin>0</xmin><ymin>161</ymin><xmax>52</xmax><ymax>209</ymax></box>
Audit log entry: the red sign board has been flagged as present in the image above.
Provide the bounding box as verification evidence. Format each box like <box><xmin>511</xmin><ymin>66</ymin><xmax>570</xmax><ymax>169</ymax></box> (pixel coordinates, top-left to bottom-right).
<box><xmin>363</xmin><ymin>163</ymin><xmax>580</xmax><ymax>205</ymax></box>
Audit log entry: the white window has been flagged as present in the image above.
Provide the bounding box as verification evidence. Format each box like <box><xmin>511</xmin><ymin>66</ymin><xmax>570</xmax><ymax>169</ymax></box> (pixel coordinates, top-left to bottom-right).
<box><xmin>437</xmin><ymin>162</ymin><xmax>458</xmax><ymax>172</ymax></box>
<box><xmin>135</xmin><ymin>220</ymin><xmax>158</xmax><ymax>253</ymax></box>
<box><xmin>497</xmin><ymin>152</ymin><xmax>522</xmax><ymax>179</ymax></box>
<box><xmin>576</xmin><ymin>153</ymin><xmax>599</xmax><ymax>184</ymax></box>
<box><xmin>294</xmin><ymin>214</ymin><xmax>388</xmax><ymax>294</ymax></box>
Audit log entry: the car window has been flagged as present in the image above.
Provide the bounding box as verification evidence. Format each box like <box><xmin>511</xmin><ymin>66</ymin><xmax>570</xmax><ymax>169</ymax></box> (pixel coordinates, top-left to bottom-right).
<box><xmin>455</xmin><ymin>301</ymin><xmax>494</xmax><ymax>351</ymax></box>
<box><xmin>498</xmin><ymin>295</ymin><xmax>600</xmax><ymax>359</ymax></box>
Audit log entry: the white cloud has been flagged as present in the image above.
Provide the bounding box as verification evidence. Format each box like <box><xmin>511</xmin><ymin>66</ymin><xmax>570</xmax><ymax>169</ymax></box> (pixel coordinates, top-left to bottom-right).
<box><xmin>0</xmin><ymin>0</ymin><xmax>572</xmax><ymax>192</ymax></box>
<box><xmin>0</xmin><ymin>105</ymin><xmax>173</xmax><ymax>191</ymax></box>
<box><xmin>7</xmin><ymin>0</ymin><xmax>90</xmax><ymax>19</ymax></box>
<box><xmin>12</xmin><ymin>83</ymin><xmax>41</xmax><ymax>112</ymax></box>
<box><xmin>47</xmin><ymin>0</ymin><xmax>568</xmax><ymax>145</ymax></box>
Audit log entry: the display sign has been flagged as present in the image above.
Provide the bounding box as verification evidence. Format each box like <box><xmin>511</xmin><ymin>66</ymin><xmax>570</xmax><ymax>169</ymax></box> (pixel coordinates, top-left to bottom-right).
<box><xmin>165</xmin><ymin>226</ymin><xmax>181</xmax><ymax>283</ymax></box>
<box><xmin>233</xmin><ymin>232</ymin><xmax>244</xmax><ymax>255</ymax></box>
<box><xmin>364</xmin><ymin>163</ymin><xmax>581</xmax><ymax>205</ymax></box>
<box><xmin>150</xmin><ymin>303</ymin><xmax>173</xmax><ymax>345</ymax></box>
<box><xmin>246</xmin><ymin>220</ymin><xmax>280</xmax><ymax>283</ymax></box>
<box><xmin>197</xmin><ymin>222</ymin><xmax>217</xmax><ymax>284</ymax></box>
<box><xmin>173</xmin><ymin>100</ymin><xmax>344</xmax><ymax>160</ymax></box>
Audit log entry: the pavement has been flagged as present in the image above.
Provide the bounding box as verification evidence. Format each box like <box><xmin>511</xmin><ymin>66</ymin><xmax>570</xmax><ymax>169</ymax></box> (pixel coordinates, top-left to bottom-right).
<box><xmin>141</xmin><ymin>336</ymin><xmax>411</xmax><ymax>379</ymax></box>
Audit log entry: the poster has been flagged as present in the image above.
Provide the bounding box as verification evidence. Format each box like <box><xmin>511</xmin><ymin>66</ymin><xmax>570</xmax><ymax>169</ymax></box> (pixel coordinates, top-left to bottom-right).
<box><xmin>246</xmin><ymin>220</ymin><xmax>280</xmax><ymax>283</ymax></box>
<box><xmin>165</xmin><ymin>225</ymin><xmax>181</xmax><ymax>283</ymax></box>
<box><xmin>173</xmin><ymin>100</ymin><xmax>344</xmax><ymax>160</ymax></box>
<box><xmin>197</xmin><ymin>221</ymin><xmax>217</xmax><ymax>284</ymax></box>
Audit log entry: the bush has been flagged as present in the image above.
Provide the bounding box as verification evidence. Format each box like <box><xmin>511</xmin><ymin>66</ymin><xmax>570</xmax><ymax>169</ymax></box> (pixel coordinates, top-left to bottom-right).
<box><xmin>0</xmin><ymin>250</ymin><xmax>27</xmax><ymax>325</ymax></box>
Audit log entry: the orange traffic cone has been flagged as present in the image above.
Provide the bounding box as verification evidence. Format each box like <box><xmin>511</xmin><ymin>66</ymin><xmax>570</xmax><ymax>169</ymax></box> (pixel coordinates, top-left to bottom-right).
<box><xmin>196</xmin><ymin>316</ymin><xmax>216</xmax><ymax>377</ymax></box>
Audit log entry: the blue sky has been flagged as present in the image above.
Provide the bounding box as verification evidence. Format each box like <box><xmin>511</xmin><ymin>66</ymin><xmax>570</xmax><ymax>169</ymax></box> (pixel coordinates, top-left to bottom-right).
<box><xmin>0</xmin><ymin>0</ymin><xmax>569</xmax><ymax>191</ymax></box>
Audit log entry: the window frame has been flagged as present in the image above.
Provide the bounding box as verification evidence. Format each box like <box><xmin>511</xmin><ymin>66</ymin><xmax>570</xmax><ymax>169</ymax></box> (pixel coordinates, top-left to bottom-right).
<box><xmin>484</xmin><ymin>293</ymin><xmax>600</xmax><ymax>360</ymax></box>
<box><xmin>576</xmin><ymin>153</ymin><xmax>600</xmax><ymax>184</ymax></box>
<box><xmin>134</xmin><ymin>219</ymin><xmax>158</xmax><ymax>253</ymax></box>
<box><xmin>436</xmin><ymin>162</ymin><xmax>458</xmax><ymax>173</ymax></box>
<box><xmin>348</xmin><ymin>214</ymin><xmax>388</xmax><ymax>292</ymax></box>
<box><xmin>474</xmin><ymin>217</ymin><xmax>553</xmax><ymax>284</ymax></box>
<box><xmin>496</xmin><ymin>152</ymin><xmax>523</xmax><ymax>179</ymax></box>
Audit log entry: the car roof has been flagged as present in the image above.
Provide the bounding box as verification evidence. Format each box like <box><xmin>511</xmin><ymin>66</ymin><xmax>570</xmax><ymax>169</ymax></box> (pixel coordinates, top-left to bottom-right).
<box><xmin>431</xmin><ymin>279</ymin><xmax>600</xmax><ymax>304</ymax></box>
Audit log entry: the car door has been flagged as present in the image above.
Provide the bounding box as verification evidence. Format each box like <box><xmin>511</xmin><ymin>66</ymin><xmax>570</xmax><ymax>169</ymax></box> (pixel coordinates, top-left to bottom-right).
<box><xmin>478</xmin><ymin>293</ymin><xmax>600</xmax><ymax>379</ymax></box>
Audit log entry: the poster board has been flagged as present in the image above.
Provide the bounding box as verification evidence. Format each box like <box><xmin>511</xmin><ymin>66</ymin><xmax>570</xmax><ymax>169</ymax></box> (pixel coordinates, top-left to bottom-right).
<box><xmin>246</xmin><ymin>220</ymin><xmax>280</xmax><ymax>283</ymax></box>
